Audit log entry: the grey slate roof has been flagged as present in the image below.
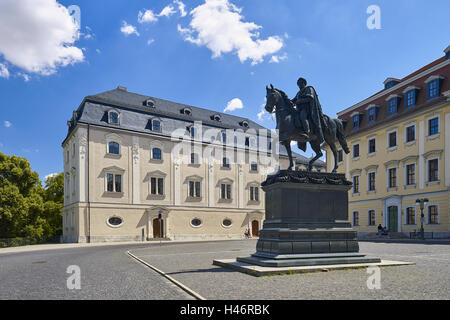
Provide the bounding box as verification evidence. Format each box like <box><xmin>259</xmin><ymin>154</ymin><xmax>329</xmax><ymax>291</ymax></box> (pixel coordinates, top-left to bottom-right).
<box><xmin>64</xmin><ymin>87</ymin><xmax>325</xmax><ymax>165</ymax></box>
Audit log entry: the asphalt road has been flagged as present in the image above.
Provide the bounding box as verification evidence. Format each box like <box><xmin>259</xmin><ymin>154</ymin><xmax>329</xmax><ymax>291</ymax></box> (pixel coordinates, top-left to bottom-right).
<box><xmin>0</xmin><ymin>240</ymin><xmax>449</xmax><ymax>300</ymax></box>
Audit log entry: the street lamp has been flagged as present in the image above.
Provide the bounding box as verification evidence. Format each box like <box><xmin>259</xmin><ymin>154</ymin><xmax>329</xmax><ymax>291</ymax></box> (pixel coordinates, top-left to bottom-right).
<box><xmin>415</xmin><ymin>198</ymin><xmax>429</xmax><ymax>240</ymax></box>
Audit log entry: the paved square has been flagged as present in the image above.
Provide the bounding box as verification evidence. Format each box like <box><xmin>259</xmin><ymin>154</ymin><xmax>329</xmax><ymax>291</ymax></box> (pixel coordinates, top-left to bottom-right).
<box><xmin>129</xmin><ymin>240</ymin><xmax>450</xmax><ymax>300</ymax></box>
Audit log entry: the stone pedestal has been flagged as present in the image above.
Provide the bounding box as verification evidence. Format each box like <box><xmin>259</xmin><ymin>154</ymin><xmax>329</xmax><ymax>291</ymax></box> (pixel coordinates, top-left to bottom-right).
<box><xmin>237</xmin><ymin>170</ymin><xmax>380</xmax><ymax>267</ymax></box>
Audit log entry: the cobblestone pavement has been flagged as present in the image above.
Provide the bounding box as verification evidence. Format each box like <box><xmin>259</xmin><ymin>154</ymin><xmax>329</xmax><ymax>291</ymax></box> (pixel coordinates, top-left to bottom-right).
<box><xmin>0</xmin><ymin>244</ymin><xmax>193</xmax><ymax>300</ymax></box>
<box><xmin>129</xmin><ymin>240</ymin><xmax>450</xmax><ymax>300</ymax></box>
<box><xmin>0</xmin><ymin>240</ymin><xmax>448</xmax><ymax>300</ymax></box>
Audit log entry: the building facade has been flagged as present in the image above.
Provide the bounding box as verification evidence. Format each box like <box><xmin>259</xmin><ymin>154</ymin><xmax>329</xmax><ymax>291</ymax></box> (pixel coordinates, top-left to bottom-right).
<box><xmin>62</xmin><ymin>87</ymin><xmax>290</xmax><ymax>243</ymax></box>
<box><xmin>325</xmin><ymin>46</ymin><xmax>450</xmax><ymax>238</ymax></box>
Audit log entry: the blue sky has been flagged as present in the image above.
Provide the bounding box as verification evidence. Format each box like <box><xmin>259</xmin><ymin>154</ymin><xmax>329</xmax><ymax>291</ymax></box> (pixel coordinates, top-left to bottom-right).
<box><xmin>0</xmin><ymin>0</ymin><xmax>448</xmax><ymax>180</ymax></box>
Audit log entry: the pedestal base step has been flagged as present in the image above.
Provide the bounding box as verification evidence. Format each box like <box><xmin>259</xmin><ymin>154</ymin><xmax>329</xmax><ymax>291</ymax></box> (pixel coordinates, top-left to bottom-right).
<box><xmin>213</xmin><ymin>259</ymin><xmax>414</xmax><ymax>277</ymax></box>
<box><xmin>236</xmin><ymin>254</ymin><xmax>381</xmax><ymax>268</ymax></box>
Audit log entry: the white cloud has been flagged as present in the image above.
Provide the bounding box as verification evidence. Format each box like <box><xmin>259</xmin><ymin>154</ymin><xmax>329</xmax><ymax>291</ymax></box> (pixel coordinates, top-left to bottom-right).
<box><xmin>178</xmin><ymin>0</ymin><xmax>283</xmax><ymax>65</ymax></box>
<box><xmin>45</xmin><ymin>173</ymin><xmax>58</xmax><ymax>180</ymax></box>
<box><xmin>96</xmin><ymin>49</ymin><xmax>101</xmax><ymax>54</ymax></box>
<box><xmin>174</xmin><ymin>0</ymin><xmax>187</xmax><ymax>17</ymax></box>
<box><xmin>4</xmin><ymin>121</ymin><xmax>12</xmax><ymax>128</ymax></box>
<box><xmin>224</xmin><ymin>98</ymin><xmax>244</xmax><ymax>113</ymax></box>
<box><xmin>18</xmin><ymin>73</ymin><xmax>30</xmax><ymax>82</ymax></box>
<box><xmin>0</xmin><ymin>63</ymin><xmax>9</xmax><ymax>78</ymax></box>
<box><xmin>121</xmin><ymin>21</ymin><xmax>140</xmax><ymax>36</ymax></box>
<box><xmin>269</xmin><ymin>53</ymin><xmax>288</xmax><ymax>64</ymax></box>
<box><xmin>0</xmin><ymin>0</ymin><xmax>84</xmax><ymax>75</ymax></box>
<box><xmin>138</xmin><ymin>9</ymin><xmax>158</xmax><ymax>23</ymax></box>
<box><xmin>147</xmin><ymin>39</ymin><xmax>155</xmax><ymax>46</ymax></box>
<box><xmin>159</xmin><ymin>5</ymin><xmax>176</xmax><ymax>17</ymax></box>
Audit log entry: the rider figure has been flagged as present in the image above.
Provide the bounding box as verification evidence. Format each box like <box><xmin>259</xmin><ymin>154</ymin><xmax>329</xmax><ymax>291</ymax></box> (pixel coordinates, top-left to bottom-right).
<box><xmin>291</xmin><ymin>77</ymin><xmax>327</xmax><ymax>144</ymax></box>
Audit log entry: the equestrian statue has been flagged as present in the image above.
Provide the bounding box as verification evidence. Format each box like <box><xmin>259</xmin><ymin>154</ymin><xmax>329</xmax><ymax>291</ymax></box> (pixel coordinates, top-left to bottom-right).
<box><xmin>265</xmin><ymin>77</ymin><xmax>350</xmax><ymax>173</ymax></box>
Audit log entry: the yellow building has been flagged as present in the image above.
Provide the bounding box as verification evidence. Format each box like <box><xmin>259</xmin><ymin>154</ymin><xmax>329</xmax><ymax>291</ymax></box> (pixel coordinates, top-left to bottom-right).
<box><xmin>325</xmin><ymin>46</ymin><xmax>450</xmax><ymax>238</ymax></box>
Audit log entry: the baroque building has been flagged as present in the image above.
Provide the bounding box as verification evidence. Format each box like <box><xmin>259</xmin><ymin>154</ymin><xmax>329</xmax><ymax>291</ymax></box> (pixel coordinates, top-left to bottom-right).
<box><xmin>325</xmin><ymin>46</ymin><xmax>450</xmax><ymax>238</ymax></box>
<box><xmin>62</xmin><ymin>87</ymin><xmax>292</xmax><ymax>243</ymax></box>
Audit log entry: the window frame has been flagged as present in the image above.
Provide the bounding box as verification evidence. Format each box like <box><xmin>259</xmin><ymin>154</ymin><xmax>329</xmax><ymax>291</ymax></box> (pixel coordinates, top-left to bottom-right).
<box><xmin>405</xmin><ymin>207</ymin><xmax>416</xmax><ymax>225</ymax></box>
<box><xmin>352</xmin><ymin>211</ymin><xmax>360</xmax><ymax>226</ymax></box>
<box><xmin>367</xmin><ymin>210</ymin><xmax>376</xmax><ymax>226</ymax></box>
<box><xmin>405</xmin><ymin>162</ymin><xmax>416</xmax><ymax>186</ymax></box>
<box><xmin>106</xmin><ymin>172</ymin><xmax>122</xmax><ymax>193</ymax></box>
<box><xmin>367</xmin><ymin>171</ymin><xmax>376</xmax><ymax>192</ymax></box>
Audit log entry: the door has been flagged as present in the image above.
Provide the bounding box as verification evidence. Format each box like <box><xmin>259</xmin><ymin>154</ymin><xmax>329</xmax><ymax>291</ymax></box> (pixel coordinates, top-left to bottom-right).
<box><xmin>251</xmin><ymin>220</ymin><xmax>259</xmax><ymax>237</ymax></box>
<box><xmin>388</xmin><ymin>206</ymin><xmax>398</xmax><ymax>232</ymax></box>
<box><xmin>153</xmin><ymin>218</ymin><xmax>164</xmax><ymax>238</ymax></box>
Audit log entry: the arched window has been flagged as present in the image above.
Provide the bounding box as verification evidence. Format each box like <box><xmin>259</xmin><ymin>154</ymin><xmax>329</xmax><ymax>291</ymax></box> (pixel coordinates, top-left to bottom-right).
<box><xmin>152</xmin><ymin>148</ymin><xmax>162</xmax><ymax>160</ymax></box>
<box><xmin>108</xmin><ymin>142</ymin><xmax>120</xmax><ymax>155</ymax></box>
<box><xmin>109</xmin><ymin>111</ymin><xmax>119</xmax><ymax>125</ymax></box>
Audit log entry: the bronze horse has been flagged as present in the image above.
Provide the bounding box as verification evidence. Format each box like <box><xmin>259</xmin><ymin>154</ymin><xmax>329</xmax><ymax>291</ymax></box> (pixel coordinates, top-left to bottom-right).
<box><xmin>265</xmin><ymin>84</ymin><xmax>349</xmax><ymax>172</ymax></box>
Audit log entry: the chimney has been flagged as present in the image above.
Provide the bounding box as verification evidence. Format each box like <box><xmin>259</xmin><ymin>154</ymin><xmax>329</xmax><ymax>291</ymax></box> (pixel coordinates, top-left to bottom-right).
<box><xmin>444</xmin><ymin>45</ymin><xmax>450</xmax><ymax>59</ymax></box>
<box><xmin>117</xmin><ymin>86</ymin><xmax>127</xmax><ymax>92</ymax></box>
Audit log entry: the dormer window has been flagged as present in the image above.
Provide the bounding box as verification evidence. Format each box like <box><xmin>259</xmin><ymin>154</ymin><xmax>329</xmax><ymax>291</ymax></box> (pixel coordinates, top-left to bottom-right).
<box><xmin>181</xmin><ymin>107</ymin><xmax>192</xmax><ymax>116</ymax></box>
<box><xmin>187</xmin><ymin>125</ymin><xmax>195</xmax><ymax>138</ymax></box>
<box><xmin>403</xmin><ymin>86</ymin><xmax>419</xmax><ymax>108</ymax></box>
<box><xmin>151</xmin><ymin>119</ymin><xmax>161</xmax><ymax>132</ymax></box>
<box><xmin>425</xmin><ymin>75</ymin><xmax>444</xmax><ymax>100</ymax></box>
<box><xmin>212</xmin><ymin>114</ymin><xmax>221</xmax><ymax>122</ymax></box>
<box><xmin>240</xmin><ymin>120</ymin><xmax>249</xmax><ymax>128</ymax></box>
<box><xmin>383</xmin><ymin>78</ymin><xmax>401</xmax><ymax>89</ymax></box>
<box><xmin>145</xmin><ymin>99</ymin><xmax>155</xmax><ymax>108</ymax></box>
<box><xmin>351</xmin><ymin>112</ymin><xmax>360</xmax><ymax>130</ymax></box>
<box><xmin>108</xmin><ymin>111</ymin><xmax>119</xmax><ymax>125</ymax></box>
<box><xmin>386</xmin><ymin>95</ymin><xmax>400</xmax><ymax>116</ymax></box>
<box><xmin>366</xmin><ymin>105</ymin><xmax>377</xmax><ymax>124</ymax></box>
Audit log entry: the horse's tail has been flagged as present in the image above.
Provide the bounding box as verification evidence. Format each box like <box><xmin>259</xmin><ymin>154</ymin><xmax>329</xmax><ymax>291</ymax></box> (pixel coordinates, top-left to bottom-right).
<box><xmin>335</xmin><ymin>119</ymin><xmax>350</xmax><ymax>154</ymax></box>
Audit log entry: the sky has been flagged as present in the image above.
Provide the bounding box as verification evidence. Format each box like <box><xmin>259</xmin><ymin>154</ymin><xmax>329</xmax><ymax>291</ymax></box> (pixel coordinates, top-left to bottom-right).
<box><xmin>0</xmin><ymin>0</ymin><xmax>449</xmax><ymax>180</ymax></box>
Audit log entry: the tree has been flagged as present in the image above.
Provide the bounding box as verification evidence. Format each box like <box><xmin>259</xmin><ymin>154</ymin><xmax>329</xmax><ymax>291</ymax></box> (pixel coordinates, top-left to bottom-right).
<box><xmin>0</xmin><ymin>152</ymin><xmax>63</xmax><ymax>241</ymax></box>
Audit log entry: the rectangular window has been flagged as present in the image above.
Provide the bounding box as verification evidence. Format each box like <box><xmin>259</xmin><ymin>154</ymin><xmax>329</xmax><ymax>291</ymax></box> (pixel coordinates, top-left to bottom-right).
<box><xmin>388</xmin><ymin>131</ymin><xmax>397</xmax><ymax>148</ymax></box>
<box><xmin>250</xmin><ymin>186</ymin><xmax>259</xmax><ymax>201</ymax></box>
<box><xmin>368</xmin><ymin>138</ymin><xmax>376</xmax><ymax>154</ymax></box>
<box><xmin>387</xmin><ymin>99</ymin><xmax>397</xmax><ymax>115</ymax></box>
<box><xmin>353</xmin><ymin>212</ymin><xmax>359</xmax><ymax>226</ymax></box>
<box><xmin>107</xmin><ymin>173</ymin><xmax>122</xmax><ymax>193</ymax></box>
<box><xmin>428</xmin><ymin>117</ymin><xmax>439</xmax><ymax>136</ymax></box>
<box><xmin>353</xmin><ymin>144</ymin><xmax>360</xmax><ymax>158</ymax></box>
<box><xmin>368</xmin><ymin>210</ymin><xmax>376</xmax><ymax>226</ymax></box>
<box><xmin>220</xmin><ymin>184</ymin><xmax>232</xmax><ymax>199</ymax></box>
<box><xmin>368</xmin><ymin>172</ymin><xmax>376</xmax><ymax>191</ymax></box>
<box><xmin>406</xmin><ymin>90</ymin><xmax>416</xmax><ymax>107</ymax></box>
<box><xmin>353</xmin><ymin>176</ymin><xmax>359</xmax><ymax>193</ymax></box>
<box><xmin>406</xmin><ymin>207</ymin><xmax>415</xmax><ymax>225</ymax></box>
<box><xmin>222</xmin><ymin>132</ymin><xmax>227</xmax><ymax>143</ymax></box>
<box><xmin>388</xmin><ymin>168</ymin><xmax>397</xmax><ymax>188</ymax></box>
<box><xmin>150</xmin><ymin>177</ymin><xmax>164</xmax><ymax>195</ymax></box>
<box><xmin>427</xmin><ymin>80</ymin><xmax>439</xmax><ymax>99</ymax></box>
<box><xmin>406</xmin><ymin>125</ymin><xmax>415</xmax><ymax>142</ymax></box>
<box><xmin>428</xmin><ymin>159</ymin><xmax>439</xmax><ymax>182</ymax></box>
<box><xmin>406</xmin><ymin>164</ymin><xmax>415</xmax><ymax>185</ymax></box>
<box><xmin>352</xmin><ymin>115</ymin><xmax>359</xmax><ymax>129</ymax></box>
<box><xmin>189</xmin><ymin>181</ymin><xmax>201</xmax><ymax>198</ymax></box>
<box><xmin>152</xmin><ymin>120</ymin><xmax>161</xmax><ymax>132</ymax></box>
<box><xmin>368</xmin><ymin>108</ymin><xmax>376</xmax><ymax>123</ymax></box>
<box><xmin>428</xmin><ymin>206</ymin><xmax>438</xmax><ymax>224</ymax></box>
<box><xmin>338</xmin><ymin>150</ymin><xmax>343</xmax><ymax>163</ymax></box>
<box><xmin>251</xmin><ymin>163</ymin><xmax>258</xmax><ymax>171</ymax></box>
<box><xmin>222</xmin><ymin>157</ymin><xmax>230</xmax><ymax>168</ymax></box>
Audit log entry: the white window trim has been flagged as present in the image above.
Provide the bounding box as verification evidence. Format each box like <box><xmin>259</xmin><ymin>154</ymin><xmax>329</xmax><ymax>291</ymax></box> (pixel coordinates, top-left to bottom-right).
<box><xmin>404</xmin><ymin>123</ymin><xmax>416</xmax><ymax>144</ymax></box>
<box><xmin>426</xmin><ymin>114</ymin><xmax>440</xmax><ymax>138</ymax></box>
<box><xmin>386</xmin><ymin>166</ymin><xmax>398</xmax><ymax>189</ymax></box>
<box><xmin>151</xmin><ymin>117</ymin><xmax>162</xmax><ymax>132</ymax></box>
<box><xmin>352</xmin><ymin>174</ymin><xmax>361</xmax><ymax>195</ymax></box>
<box><xmin>150</xmin><ymin>140</ymin><xmax>164</xmax><ymax>161</ymax></box>
<box><xmin>351</xmin><ymin>141</ymin><xmax>360</xmax><ymax>160</ymax></box>
<box><xmin>367</xmin><ymin>170</ymin><xmax>376</xmax><ymax>192</ymax></box>
<box><xmin>404</xmin><ymin>206</ymin><xmax>416</xmax><ymax>225</ymax></box>
<box><xmin>104</xmin><ymin>166</ymin><xmax>125</xmax><ymax>193</ymax></box>
<box><xmin>221</xmin><ymin>218</ymin><xmax>233</xmax><ymax>228</ymax></box>
<box><xmin>149</xmin><ymin>175</ymin><xmax>165</xmax><ymax>196</ymax></box>
<box><xmin>105</xmin><ymin>133</ymin><xmax>123</xmax><ymax>155</ymax></box>
<box><xmin>367</xmin><ymin>137</ymin><xmax>376</xmax><ymax>155</ymax></box>
<box><xmin>367</xmin><ymin>209</ymin><xmax>376</xmax><ymax>226</ymax></box>
<box><xmin>106</xmin><ymin>216</ymin><xmax>124</xmax><ymax>228</ymax></box>
<box><xmin>426</xmin><ymin>203</ymin><xmax>440</xmax><ymax>225</ymax></box>
<box><xmin>186</xmin><ymin>176</ymin><xmax>203</xmax><ymax>198</ymax></box>
<box><xmin>352</xmin><ymin>211</ymin><xmax>360</xmax><ymax>227</ymax></box>
<box><xmin>386</xmin><ymin>128</ymin><xmax>399</xmax><ymax>150</ymax></box>
<box><xmin>107</xmin><ymin>109</ymin><xmax>120</xmax><ymax>125</ymax></box>
<box><xmin>404</xmin><ymin>162</ymin><xmax>416</xmax><ymax>187</ymax></box>
<box><xmin>190</xmin><ymin>217</ymin><xmax>203</xmax><ymax>228</ymax></box>
<box><xmin>425</xmin><ymin>156</ymin><xmax>440</xmax><ymax>184</ymax></box>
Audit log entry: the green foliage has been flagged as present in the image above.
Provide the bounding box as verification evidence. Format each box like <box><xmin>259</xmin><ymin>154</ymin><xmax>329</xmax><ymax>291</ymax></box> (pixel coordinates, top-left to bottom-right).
<box><xmin>0</xmin><ymin>152</ymin><xmax>63</xmax><ymax>245</ymax></box>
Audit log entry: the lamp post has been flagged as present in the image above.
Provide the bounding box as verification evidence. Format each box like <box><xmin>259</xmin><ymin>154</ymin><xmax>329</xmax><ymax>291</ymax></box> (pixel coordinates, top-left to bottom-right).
<box><xmin>415</xmin><ymin>198</ymin><xmax>428</xmax><ymax>240</ymax></box>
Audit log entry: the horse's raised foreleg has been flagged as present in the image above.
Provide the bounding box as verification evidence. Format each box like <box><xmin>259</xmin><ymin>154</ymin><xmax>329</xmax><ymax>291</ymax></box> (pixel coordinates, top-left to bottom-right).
<box><xmin>308</xmin><ymin>140</ymin><xmax>323</xmax><ymax>172</ymax></box>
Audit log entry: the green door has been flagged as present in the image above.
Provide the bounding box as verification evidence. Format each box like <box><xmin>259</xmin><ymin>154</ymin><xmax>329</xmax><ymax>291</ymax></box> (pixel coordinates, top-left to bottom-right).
<box><xmin>388</xmin><ymin>206</ymin><xmax>398</xmax><ymax>232</ymax></box>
